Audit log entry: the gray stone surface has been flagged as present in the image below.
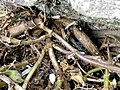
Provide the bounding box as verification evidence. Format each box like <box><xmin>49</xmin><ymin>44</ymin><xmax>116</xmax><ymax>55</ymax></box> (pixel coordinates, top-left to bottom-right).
<box><xmin>0</xmin><ymin>0</ymin><xmax>37</xmax><ymax>6</ymax></box>
<box><xmin>68</xmin><ymin>0</ymin><xmax>120</xmax><ymax>19</ymax></box>
<box><xmin>1</xmin><ymin>0</ymin><xmax>120</xmax><ymax>29</ymax></box>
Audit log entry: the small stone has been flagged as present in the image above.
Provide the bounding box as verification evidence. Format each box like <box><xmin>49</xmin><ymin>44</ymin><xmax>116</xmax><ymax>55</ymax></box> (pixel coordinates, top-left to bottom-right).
<box><xmin>49</xmin><ymin>73</ymin><xmax>56</xmax><ymax>84</ymax></box>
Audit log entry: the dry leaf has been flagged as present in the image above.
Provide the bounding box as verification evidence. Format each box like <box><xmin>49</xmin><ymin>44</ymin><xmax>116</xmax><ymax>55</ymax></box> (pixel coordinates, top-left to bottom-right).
<box><xmin>70</xmin><ymin>72</ymin><xmax>86</xmax><ymax>86</ymax></box>
<box><xmin>60</xmin><ymin>59</ymin><xmax>74</xmax><ymax>71</ymax></box>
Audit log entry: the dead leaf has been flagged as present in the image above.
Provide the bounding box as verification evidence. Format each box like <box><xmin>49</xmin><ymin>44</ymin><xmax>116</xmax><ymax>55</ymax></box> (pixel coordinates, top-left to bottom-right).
<box><xmin>60</xmin><ymin>59</ymin><xmax>74</xmax><ymax>71</ymax></box>
<box><xmin>70</xmin><ymin>72</ymin><xmax>86</xmax><ymax>86</ymax></box>
<box><xmin>0</xmin><ymin>75</ymin><xmax>24</xmax><ymax>90</ymax></box>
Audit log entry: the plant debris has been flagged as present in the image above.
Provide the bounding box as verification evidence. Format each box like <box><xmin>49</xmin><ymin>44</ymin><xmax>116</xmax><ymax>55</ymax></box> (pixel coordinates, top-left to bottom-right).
<box><xmin>0</xmin><ymin>1</ymin><xmax>120</xmax><ymax>90</ymax></box>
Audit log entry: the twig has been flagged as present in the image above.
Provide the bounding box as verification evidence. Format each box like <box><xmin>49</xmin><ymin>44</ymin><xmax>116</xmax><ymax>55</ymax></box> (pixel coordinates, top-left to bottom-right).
<box><xmin>103</xmin><ymin>69</ymin><xmax>110</xmax><ymax>90</ymax></box>
<box><xmin>47</xmin><ymin>41</ymin><xmax>70</xmax><ymax>90</ymax></box>
<box><xmin>103</xmin><ymin>40</ymin><xmax>111</xmax><ymax>90</ymax></box>
<box><xmin>5</xmin><ymin>59</ymin><xmax>16</xmax><ymax>72</ymax></box>
<box><xmin>22</xmin><ymin>48</ymin><xmax>45</xmax><ymax>90</ymax></box>
<box><xmin>0</xmin><ymin>60</ymin><xmax>33</xmax><ymax>72</ymax></box>
<box><xmin>48</xmin><ymin>43</ymin><xmax>61</xmax><ymax>71</ymax></box>
<box><xmin>53</xmin><ymin>44</ymin><xmax>72</xmax><ymax>54</ymax></box>
<box><xmin>53</xmin><ymin>43</ymin><xmax>111</xmax><ymax>65</ymax></box>
<box><xmin>84</xmin><ymin>67</ymin><xmax>105</xmax><ymax>80</ymax></box>
<box><xmin>72</xmin><ymin>27</ymin><xmax>100</xmax><ymax>55</ymax></box>
<box><xmin>52</xmin><ymin>31</ymin><xmax>120</xmax><ymax>73</ymax></box>
<box><xmin>0</xmin><ymin>34</ymin><xmax>48</xmax><ymax>46</ymax></box>
<box><xmin>39</xmin><ymin>24</ymin><xmax>120</xmax><ymax>73</ymax></box>
<box><xmin>30</xmin><ymin>44</ymin><xmax>40</xmax><ymax>55</ymax></box>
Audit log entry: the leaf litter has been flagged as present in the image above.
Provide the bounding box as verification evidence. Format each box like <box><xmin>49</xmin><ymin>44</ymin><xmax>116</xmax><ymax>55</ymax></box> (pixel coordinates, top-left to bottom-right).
<box><xmin>0</xmin><ymin>1</ymin><xmax>120</xmax><ymax>90</ymax></box>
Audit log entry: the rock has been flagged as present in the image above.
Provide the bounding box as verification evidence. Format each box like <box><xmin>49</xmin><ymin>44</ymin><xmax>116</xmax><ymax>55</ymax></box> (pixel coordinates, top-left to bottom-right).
<box><xmin>0</xmin><ymin>0</ymin><xmax>37</xmax><ymax>6</ymax></box>
<box><xmin>68</xmin><ymin>0</ymin><xmax>120</xmax><ymax>19</ymax></box>
<box><xmin>67</xmin><ymin>0</ymin><xmax>120</xmax><ymax>29</ymax></box>
<box><xmin>1</xmin><ymin>0</ymin><xmax>120</xmax><ymax>29</ymax></box>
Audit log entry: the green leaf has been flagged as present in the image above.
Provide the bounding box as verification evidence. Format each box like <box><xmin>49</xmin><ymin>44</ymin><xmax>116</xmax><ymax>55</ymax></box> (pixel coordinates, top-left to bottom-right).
<box><xmin>5</xmin><ymin>70</ymin><xmax>23</xmax><ymax>83</ymax></box>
